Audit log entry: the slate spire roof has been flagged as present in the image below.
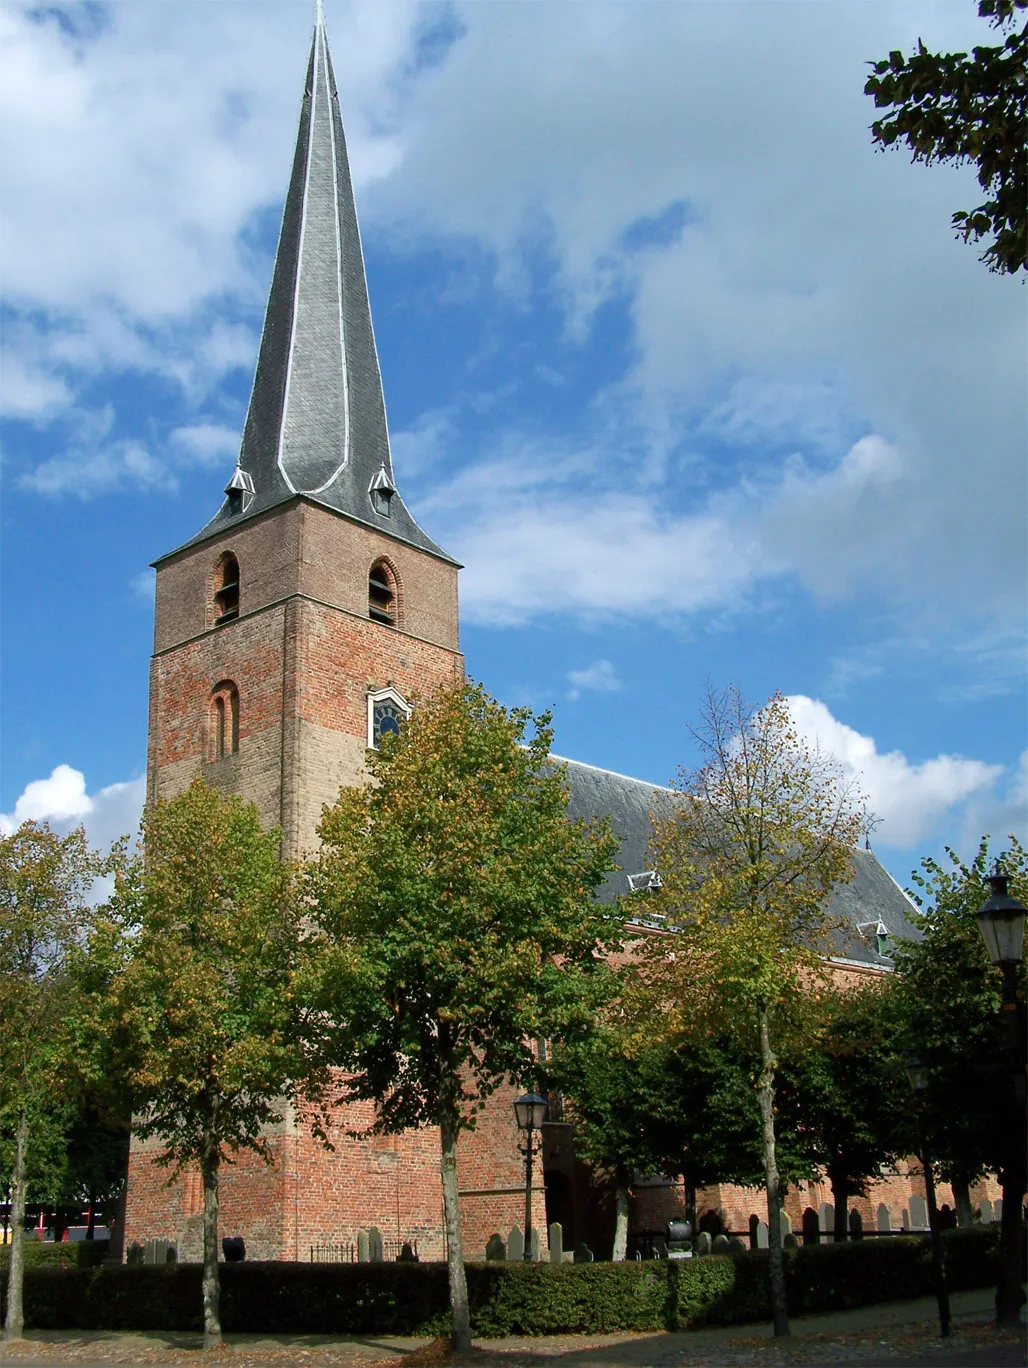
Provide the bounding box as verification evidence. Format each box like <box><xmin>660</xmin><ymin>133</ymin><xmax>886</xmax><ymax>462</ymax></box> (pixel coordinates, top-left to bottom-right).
<box><xmin>163</xmin><ymin>4</ymin><xmax>455</xmax><ymax>565</ymax></box>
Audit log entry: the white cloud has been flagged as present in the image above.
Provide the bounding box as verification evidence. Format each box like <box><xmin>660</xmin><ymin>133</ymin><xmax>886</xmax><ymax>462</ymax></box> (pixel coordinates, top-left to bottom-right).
<box><xmin>785</xmin><ymin>695</ymin><xmax>1006</xmax><ymax>849</ymax></box>
<box><xmin>170</xmin><ymin>423</ymin><xmax>240</xmax><ymax>469</ymax></box>
<box><xmin>20</xmin><ymin>439</ymin><xmax>174</xmax><ymax>498</ymax></box>
<box><xmin>1</xmin><ymin>765</ymin><xmax>145</xmax><ymax>854</ymax></box>
<box><xmin>567</xmin><ymin>659</ymin><xmax>622</xmax><ymax>701</ymax></box>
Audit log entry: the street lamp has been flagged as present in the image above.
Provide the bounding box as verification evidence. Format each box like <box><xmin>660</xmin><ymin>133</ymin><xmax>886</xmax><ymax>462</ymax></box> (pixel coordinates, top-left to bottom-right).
<box><xmin>975</xmin><ymin>864</ymin><xmax>1027</xmax><ymax>1330</ymax></box>
<box><xmin>905</xmin><ymin>1051</ymin><xmax>950</xmax><ymax>1338</ymax></box>
<box><xmin>514</xmin><ymin>1092</ymin><xmax>548</xmax><ymax>1263</ymax></box>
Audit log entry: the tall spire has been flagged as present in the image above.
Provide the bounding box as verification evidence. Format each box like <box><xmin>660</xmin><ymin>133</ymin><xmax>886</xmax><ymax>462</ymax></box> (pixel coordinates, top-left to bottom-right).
<box><xmin>175</xmin><ymin>5</ymin><xmax>453</xmax><ymax>563</ymax></box>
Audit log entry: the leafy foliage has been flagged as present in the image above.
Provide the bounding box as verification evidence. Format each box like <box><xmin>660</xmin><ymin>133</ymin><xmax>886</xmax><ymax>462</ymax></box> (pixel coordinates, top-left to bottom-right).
<box><xmin>865</xmin><ymin>0</ymin><xmax>1027</xmax><ymax>273</ymax></box>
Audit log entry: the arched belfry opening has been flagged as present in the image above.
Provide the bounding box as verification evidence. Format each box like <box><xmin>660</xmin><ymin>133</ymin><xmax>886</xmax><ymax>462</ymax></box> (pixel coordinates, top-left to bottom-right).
<box><xmin>212</xmin><ymin>552</ymin><xmax>240</xmax><ymax>625</ymax></box>
<box><xmin>368</xmin><ymin>559</ymin><xmax>401</xmax><ymax>627</ymax></box>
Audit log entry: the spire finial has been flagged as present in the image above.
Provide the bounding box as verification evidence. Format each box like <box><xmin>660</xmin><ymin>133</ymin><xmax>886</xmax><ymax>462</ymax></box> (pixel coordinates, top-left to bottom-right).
<box><xmin>315</xmin><ymin>0</ymin><xmax>324</xmax><ymax>23</ymax></box>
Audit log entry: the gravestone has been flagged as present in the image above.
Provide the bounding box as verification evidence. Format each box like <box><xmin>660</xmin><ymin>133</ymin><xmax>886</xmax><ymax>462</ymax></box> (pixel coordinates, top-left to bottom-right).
<box><xmin>486</xmin><ymin>1233</ymin><xmax>506</xmax><ymax>1261</ymax></box>
<box><xmin>397</xmin><ymin>1242</ymin><xmax>418</xmax><ymax>1262</ymax></box>
<box><xmin>819</xmin><ymin>1202</ymin><xmax>834</xmax><ymax>1233</ymax></box>
<box><xmin>530</xmin><ymin>1228</ymin><xmax>541</xmax><ymax>1261</ymax></box>
<box><xmin>221</xmin><ymin>1237</ymin><xmax>244</xmax><ymax>1263</ymax></box>
<box><xmin>368</xmin><ymin>1227</ymin><xmax>383</xmax><ymax>1263</ymax></box>
<box><xmin>780</xmin><ymin>1211</ymin><xmax>792</xmax><ymax>1240</ymax></box>
<box><xmin>909</xmin><ymin>1195</ymin><xmax>928</xmax><ymax>1230</ymax></box>
<box><xmin>802</xmin><ymin>1207</ymin><xmax>820</xmax><ymax>1246</ymax></box>
<box><xmin>548</xmin><ymin>1222</ymin><xmax>563</xmax><ymax>1264</ymax></box>
<box><xmin>755</xmin><ymin>1222</ymin><xmax>769</xmax><ymax>1249</ymax></box>
<box><xmin>573</xmin><ymin>1241</ymin><xmax>593</xmax><ymax>1263</ymax></box>
<box><xmin>979</xmin><ymin>1199</ymin><xmax>993</xmax><ymax>1223</ymax></box>
<box><xmin>901</xmin><ymin>1209</ymin><xmax>910</xmax><ymax>1231</ymax></box>
<box><xmin>728</xmin><ymin>1237</ymin><xmax>747</xmax><ymax>1253</ymax></box>
<box><xmin>849</xmin><ymin>1209</ymin><xmax>864</xmax><ymax>1240</ymax></box>
<box><xmin>695</xmin><ymin>1230</ymin><xmax>712</xmax><ymax>1257</ymax></box>
<box><xmin>783</xmin><ymin>1232</ymin><xmax>798</xmax><ymax>1249</ymax></box>
<box><xmin>749</xmin><ymin>1214</ymin><xmax>760</xmax><ymax>1248</ymax></box>
<box><xmin>507</xmin><ymin>1226</ymin><xmax>524</xmax><ymax>1262</ymax></box>
<box><xmin>939</xmin><ymin>1204</ymin><xmax>957</xmax><ymax>1231</ymax></box>
<box><xmin>877</xmin><ymin>1203</ymin><xmax>892</xmax><ymax>1233</ymax></box>
<box><xmin>712</xmin><ymin>1233</ymin><xmax>730</xmax><ymax>1254</ymax></box>
<box><xmin>994</xmin><ymin>1198</ymin><xmax>1003</xmax><ymax>1221</ymax></box>
<box><xmin>357</xmin><ymin>1230</ymin><xmax>370</xmax><ymax>1263</ymax></box>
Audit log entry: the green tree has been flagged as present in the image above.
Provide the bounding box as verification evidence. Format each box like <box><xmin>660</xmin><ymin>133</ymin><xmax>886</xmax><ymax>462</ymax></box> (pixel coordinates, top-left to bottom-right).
<box><xmin>105</xmin><ymin>780</ymin><xmax>317</xmax><ymax>1349</ymax></box>
<box><xmin>307</xmin><ymin>681</ymin><xmax>619</xmax><ymax>1352</ymax></box>
<box><xmin>887</xmin><ymin>836</ymin><xmax>1027</xmax><ymax>1322</ymax></box>
<box><xmin>865</xmin><ymin>0</ymin><xmax>1027</xmax><ymax>273</ymax></box>
<box><xmin>0</xmin><ymin>822</ymin><xmax>109</xmax><ymax>1341</ymax></box>
<box><xmin>645</xmin><ymin>686</ymin><xmax>864</xmax><ymax>1337</ymax></box>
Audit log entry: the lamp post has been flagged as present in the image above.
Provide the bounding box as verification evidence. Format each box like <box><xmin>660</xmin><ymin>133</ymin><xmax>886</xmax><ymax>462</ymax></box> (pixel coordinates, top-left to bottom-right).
<box><xmin>905</xmin><ymin>1051</ymin><xmax>951</xmax><ymax>1338</ymax></box>
<box><xmin>513</xmin><ymin>1092</ymin><xmax>548</xmax><ymax>1263</ymax></box>
<box><xmin>975</xmin><ymin>864</ymin><xmax>1027</xmax><ymax>1330</ymax></box>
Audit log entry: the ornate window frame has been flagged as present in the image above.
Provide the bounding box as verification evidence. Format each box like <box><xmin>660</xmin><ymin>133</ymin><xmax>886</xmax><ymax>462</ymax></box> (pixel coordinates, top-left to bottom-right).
<box><xmin>367</xmin><ymin>686</ymin><xmax>410</xmax><ymax>750</ymax></box>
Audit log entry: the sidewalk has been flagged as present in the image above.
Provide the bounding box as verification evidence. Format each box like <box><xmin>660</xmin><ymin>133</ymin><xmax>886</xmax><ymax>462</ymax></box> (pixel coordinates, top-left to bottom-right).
<box><xmin>0</xmin><ymin>1288</ymin><xmax>1024</xmax><ymax>1368</ymax></box>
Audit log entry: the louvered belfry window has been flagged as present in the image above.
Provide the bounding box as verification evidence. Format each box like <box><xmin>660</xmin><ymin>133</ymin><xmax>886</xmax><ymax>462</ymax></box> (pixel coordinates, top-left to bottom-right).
<box><xmin>368</xmin><ymin>560</ymin><xmax>396</xmax><ymax>626</ymax></box>
<box><xmin>213</xmin><ymin>552</ymin><xmax>240</xmax><ymax>624</ymax></box>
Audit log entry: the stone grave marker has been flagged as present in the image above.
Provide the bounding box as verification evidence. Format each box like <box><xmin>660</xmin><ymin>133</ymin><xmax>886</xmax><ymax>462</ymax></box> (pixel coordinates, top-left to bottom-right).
<box><xmin>909</xmin><ymin>1195</ymin><xmax>928</xmax><ymax>1229</ymax></box>
<box><xmin>819</xmin><ymin>1202</ymin><xmax>834</xmax><ymax>1233</ymax></box>
<box><xmin>368</xmin><ymin>1227</ymin><xmax>384</xmax><ymax>1262</ymax></box>
<box><xmin>877</xmin><ymin>1203</ymin><xmax>892</xmax><ymax>1233</ymax></box>
<box><xmin>756</xmin><ymin>1222</ymin><xmax>769</xmax><ymax>1249</ymax></box>
<box><xmin>749</xmin><ymin>1214</ymin><xmax>760</xmax><ymax>1248</ymax></box>
<box><xmin>548</xmin><ymin>1223</ymin><xmax>563</xmax><ymax>1264</ymax></box>
<box><xmin>849</xmin><ymin>1209</ymin><xmax>864</xmax><ymax>1239</ymax></box>
<box><xmin>783</xmin><ymin>1232</ymin><xmax>798</xmax><ymax>1249</ymax></box>
<box><xmin>780</xmin><ymin>1211</ymin><xmax>792</xmax><ymax>1239</ymax></box>
<box><xmin>695</xmin><ymin>1230</ymin><xmax>712</xmax><ymax>1257</ymax></box>
<box><xmin>357</xmin><ymin>1230</ymin><xmax>370</xmax><ymax>1262</ymax></box>
<box><xmin>507</xmin><ymin>1226</ymin><xmax>524</xmax><ymax>1261</ymax></box>
<box><xmin>530</xmin><ymin>1228</ymin><xmax>541</xmax><ymax>1261</ymax></box>
<box><xmin>994</xmin><ymin>1198</ymin><xmax>1003</xmax><ymax>1220</ymax></box>
<box><xmin>712</xmin><ymin>1233</ymin><xmax>730</xmax><ymax>1253</ymax></box>
<box><xmin>802</xmin><ymin>1207</ymin><xmax>820</xmax><ymax>1245</ymax></box>
<box><xmin>901</xmin><ymin>1209</ymin><xmax>910</xmax><ymax>1231</ymax></box>
<box><xmin>485</xmin><ymin>1233</ymin><xmax>506</xmax><ymax>1261</ymax></box>
<box><xmin>728</xmin><ymin>1237</ymin><xmax>747</xmax><ymax>1253</ymax></box>
<box><xmin>979</xmin><ymin>1199</ymin><xmax>993</xmax><ymax>1223</ymax></box>
<box><xmin>573</xmin><ymin>1241</ymin><xmax>593</xmax><ymax>1263</ymax></box>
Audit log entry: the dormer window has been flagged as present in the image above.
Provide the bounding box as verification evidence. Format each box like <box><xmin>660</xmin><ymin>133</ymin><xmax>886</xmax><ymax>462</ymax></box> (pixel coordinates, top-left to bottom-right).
<box><xmin>369</xmin><ymin>466</ymin><xmax>395</xmax><ymax>518</ymax></box>
<box><xmin>368</xmin><ymin>559</ymin><xmax>398</xmax><ymax>626</ymax></box>
<box><xmin>627</xmin><ymin>871</ymin><xmax>663</xmax><ymax>893</ymax></box>
<box><xmin>224</xmin><ymin>466</ymin><xmax>254</xmax><ymax>517</ymax></box>
<box><xmin>857</xmin><ymin>920</ymin><xmax>892</xmax><ymax>959</ymax></box>
<box><xmin>213</xmin><ymin>552</ymin><xmax>240</xmax><ymax>624</ymax></box>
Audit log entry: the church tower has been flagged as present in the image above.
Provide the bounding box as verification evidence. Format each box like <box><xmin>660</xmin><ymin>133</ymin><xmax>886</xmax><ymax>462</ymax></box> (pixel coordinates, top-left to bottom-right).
<box><xmin>148</xmin><ymin>5</ymin><xmax>462</xmax><ymax>857</ymax></box>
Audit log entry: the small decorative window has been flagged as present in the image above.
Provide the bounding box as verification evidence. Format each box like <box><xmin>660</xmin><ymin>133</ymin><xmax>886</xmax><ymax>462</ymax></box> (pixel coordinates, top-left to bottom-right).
<box><xmin>209</xmin><ymin>681</ymin><xmax>240</xmax><ymax>760</ymax></box>
<box><xmin>369</xmin><ymin>466</ymin><xmax>396</xmax><ymax>519</ymax></box>
<box><xmin>368</xmin><ymin>559</ymin><xmax>399</xmax><ymax>627</ymax></box>
<box><xmin>857</xmin><ymin>920</ymin><xmax>892</xmax><ymax>959</ymax></box>
<box><xmin>367</xmin><ymin>687</ymin><xmax>409</xmax><ymax>749</ymax></box>
<box><xmin>626</xmin><ymin>870</ymin><xmax>663</xmax><ymax>893</ymax></box>
<box><xmin>213</xmin><ymin>552</ymin><xmax>240</xmax><ymax>625</ymax></box>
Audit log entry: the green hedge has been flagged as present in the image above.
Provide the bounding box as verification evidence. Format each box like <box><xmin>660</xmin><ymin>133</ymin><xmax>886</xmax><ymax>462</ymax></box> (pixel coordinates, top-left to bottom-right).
<box><xmin>0</xmin><ymin>1240</ymin><xmax>109</xmax><ymax>1272</ymax></box>
<box><xmin>0</xmin><ymin>1228</ymin><xmax>1009</xmax><ymax>1337</ymax></box>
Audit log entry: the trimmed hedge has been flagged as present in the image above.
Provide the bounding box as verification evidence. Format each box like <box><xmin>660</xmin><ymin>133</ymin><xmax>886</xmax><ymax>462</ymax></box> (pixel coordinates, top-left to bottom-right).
<box><xmin>0</xmin><ymin>1239</ymin><xmax>109</xmax><ymax>1272</ymax></box>
<box><xmin>0</xmin><ymin>1228</ymin><xmax>1011</xmax><ymax>1337</ymax></box>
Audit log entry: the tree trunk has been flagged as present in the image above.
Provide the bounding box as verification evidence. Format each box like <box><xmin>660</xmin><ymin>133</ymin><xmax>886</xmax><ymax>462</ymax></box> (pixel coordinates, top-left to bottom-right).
<box><xmin>3</xmin><ymin>1109</ymin><xmax>29</xmax><ymax>1341</ymax></box>
<box><xmin>683</xmin><ymin>1168</ymin><xmax>697</xmax><ymax>1237</ymax></box>
<box><xmin>439</xmin><ymin>1099</ymin><xmax>471</xmax><ymax>1354</ymax></box>
<box><xmin>756</xmin><ymin>1005</ymin><xmax>789</xmax><ymax>1338</ymax></box>
<box><xmin>200</xmin><ymin>1140</ymin><xmax>221</xmax><ymax>1350</ymax></box>
<box><xmin>830</xmin><ymin>1171</ymin><xmax>848</xmax><ymax>1242</ymax></box>
<box><xmin>950</xmin><ymin>1174</ymin><xmax>974</xmax><ymax>1229</ymax></box>
<box><xmin>611</xmin><ymin>1172</ymin><xmax>630</xmax><ymax>1262</ymax></box>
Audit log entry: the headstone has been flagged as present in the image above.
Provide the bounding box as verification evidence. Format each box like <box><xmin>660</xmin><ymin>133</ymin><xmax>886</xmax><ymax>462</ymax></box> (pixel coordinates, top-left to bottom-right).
<box><xmin>573</xmin><ymin>1241</ymin><xmax>593</xmax><ymax>1263</ymax></box>
<box><xmin>780</xmin><ymin>1211</ymin><xmax>792</xmax><ymax>1239</ymax></box>
<box><xmin>165</xmin><ymin>1243</ymin><xmax>178</xmax><ymax>1265</ymax></box>
<box><xmin>728</xmin><ymin>1237</ymin><xmax>747</xmax><ymax>1254</ymax></box>
<box><xmin>712</xmin><ymin>1233</ymin><xmax>730</xmax><ymax>1254</ymax></box>
<box><xmin>783</xmin><ymin>1232</ymin><xmax>798</xmax><ymax>1249</ymax></box>
<box><xmin>368</xmin><ymin>1227</ymin><xmax>383</xmax><ymax>1263</ymax></box>
<box><xmin>802</xmin><ymin>1208</ymin><xmax>820</xmax><ymax>1246</ymax></box>
<box><xmin>397</xmin><ymin>1242</ymin><xmax>418</xmax><ymax>1262</ymax></box>
<box><xmin>748</xmin><ymin>1214</ymin><xmax>760</xmax><ymax>1248</ymax></box>
<box><xmin>849</xmin><ymin>1209</ymin><xmax>864</xmax><ymax>1240</ymax></box>
<box><xmin>901</xmin><ymin>1209</ymin><xmax>910</xmax><ymax>1231</ymax></box>
<box><xmin>877</xmin><ymin>1203</ymin><xmax>892</xmax><ymax>1233</ymax></box>
<box><xmin>979</xmin><ymin>1199</ymin><xmax>993</xmax><ymax>1223</ymax></box>
<box><xmin>486</xmin><ymin>1233</ymin><xmax>506</xmax><ymax>1261</ymax></box>
<box><xmin>529</xmin><ymin>1228</ymin><xmax>541</xmax><ymax>1261</ymax></box>
<box><xmin>695</xmin><ymin>1230</ymin><xmax>712</xmax><ymax>1257</ymax></box>
<box><xmin>939</xmin><ymin>1204</ymin><xmax>957</xmax><ymax>1232</ymax></box>
<box><xmin>126</xmin><ymin>1241</ymin><xmax>143</xmax><ymax>1267</ymax></box>
<box><xmin>548</xmin><ymin>1222</ymin><xmax>563</xmax><ymax>1264</ymax></box>
<box><xmin>357</xmin><ymin>1230</ymin><xmax>370</xmax><ymax>1262</ymax></box>
<box><xmin>909</xmin><ymin>1195</ymin><xmax>928</xmax><ymax>1230</ymax></box>
<box><xmin>507</xmin><ymin>1226</ymin><xmax>524</xmax><ymax>1261</ymax></box>
<box><xmin>221</xmin><ymin>1237</ymin><xmax>244</xmax><ymax>1263</ymax></box>
<box><xmin>819</xmin><ymin>1202</ymin><xmax>834</xmax><ymax>1233</ymax></box>
<box><xmin>756</xmin><ymin>1221</ymin><xmax>769</xmax><ymax>1249</ymax></box>
<box><xmin>993</xmin><ymin>1198</ymin><xmax>1003</xmax><ymax>1221</ymax></box>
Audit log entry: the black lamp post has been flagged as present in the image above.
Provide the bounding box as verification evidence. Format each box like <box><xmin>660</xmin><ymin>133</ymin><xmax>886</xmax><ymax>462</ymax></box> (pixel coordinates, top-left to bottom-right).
<box><xmin>975</xmin><ymin>865</ymin><xmax>1027</xmax><ymax>1330</ymax></box>
<box><xmin>905</xmin><ymin>1050</ymin><xmax>951</xmax><ymax>1338</ymax></box>
<box><xmin>513</xmin><ymin>1092</ymin><xmax>548</xmax><ymax>1263</ymax></box>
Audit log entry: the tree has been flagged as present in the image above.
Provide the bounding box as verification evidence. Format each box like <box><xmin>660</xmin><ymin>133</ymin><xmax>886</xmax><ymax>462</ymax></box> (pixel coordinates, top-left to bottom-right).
<box><xmin>0</xmin><ymin>822</ymin><xmax>109</xmax><ymax>1341</ymax></box>
<box><xmin>865</xmin><ymin>0</ymin><xmax>1027</xmax><ymax>273</ymax></box>
<box><xmin>307</xmin><ymin>681</ymin><xmax>619</xmax><ymax>1352</ymax></box>
<box><xmin>644</xmin><ymin>686</ymin><xmax>863</xmax><ymax>1337</ymax></box>
<box><xmin>886</xmin><ymin>836</ymin><xmax>1027</xmax><ymax>1324</ymax></box>
<box><xmin>789</xmin><ymin>985</ymin><xmax>907</xmax><ymax>1241</ymax></box>
<box><xmin>105</xmin><ymin>780</ymin><xmax>317</xmax><ymax>1350</ymax></box>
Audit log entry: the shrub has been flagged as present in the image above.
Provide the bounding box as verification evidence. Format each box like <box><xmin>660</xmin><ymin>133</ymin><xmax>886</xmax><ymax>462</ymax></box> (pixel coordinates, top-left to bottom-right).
<box><xmin>0</xmin><ymin>1239</ymin><xmax>109</xmax><ymax>1272</ymax></box>
<box><xmin>0</xmin><ymin>1226</ymin><xmax>1008</xmax><ymax>1337</ymax></box>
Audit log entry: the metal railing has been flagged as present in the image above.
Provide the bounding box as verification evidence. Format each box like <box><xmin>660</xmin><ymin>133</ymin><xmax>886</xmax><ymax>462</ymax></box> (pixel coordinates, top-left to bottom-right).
<box><xmin>310</xmin><ymin>1238</ymin><xmax>419</xmax><ymax>1263</ymax></box>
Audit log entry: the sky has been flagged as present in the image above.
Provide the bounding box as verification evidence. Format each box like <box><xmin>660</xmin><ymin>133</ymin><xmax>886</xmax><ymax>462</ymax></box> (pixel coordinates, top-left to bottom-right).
<box><xmin>1</xmin><ymin>0</ymin><xmax>1025</xmax><ymax>890</ymax></box>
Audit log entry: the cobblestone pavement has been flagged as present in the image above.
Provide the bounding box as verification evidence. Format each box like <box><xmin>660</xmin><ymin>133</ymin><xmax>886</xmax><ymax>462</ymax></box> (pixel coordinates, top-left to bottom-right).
<box><xmin>0</xmin><ymin>1289</ymin><xmax>1023</xmax><ymax>1368</ymax></box>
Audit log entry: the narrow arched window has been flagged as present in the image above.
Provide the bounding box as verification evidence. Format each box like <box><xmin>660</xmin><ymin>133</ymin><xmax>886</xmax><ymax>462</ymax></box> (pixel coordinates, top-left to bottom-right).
<box><xmin>209</xmin><ymin>682</ymin><xmax>240</xmax><ymax>760</ymax></box>
<box><xmin>368</xmin><ymin>559</ymin><xmax>398</xmax><ymax>627</ymax></box>
<box><xmin>213</xmin><ymin>552</ymin><xmax>240</xmax><ymax>625</ymax></box>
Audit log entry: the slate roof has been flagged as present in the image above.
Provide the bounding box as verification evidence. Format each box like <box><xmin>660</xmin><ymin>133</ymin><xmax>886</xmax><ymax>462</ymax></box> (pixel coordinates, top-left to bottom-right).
<box><xmin>159</xmin><ymin>6</ymin><xmax>455</xmax><ymax>567</ymax></box>
<box><xmin>556</xmin><ymin>755</ymin><xmax>920</xmax><ymax>969</ymax></box>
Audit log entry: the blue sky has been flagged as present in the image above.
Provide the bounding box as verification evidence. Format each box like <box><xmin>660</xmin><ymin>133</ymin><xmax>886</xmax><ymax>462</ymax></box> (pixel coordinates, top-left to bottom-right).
<box><xmin>1</xmin><ymin>0</ymin><xmax>1025</xmax><ymax>887</ymax></box>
